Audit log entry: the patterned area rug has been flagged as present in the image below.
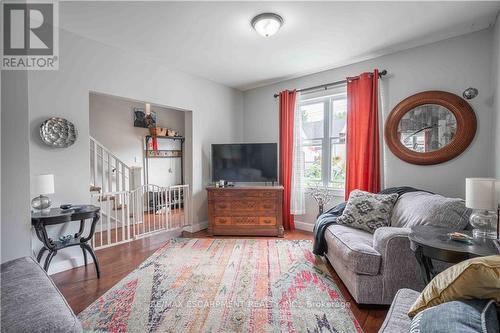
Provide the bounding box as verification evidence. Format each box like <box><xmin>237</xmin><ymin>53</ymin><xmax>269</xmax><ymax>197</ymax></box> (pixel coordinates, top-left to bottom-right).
<box><xmin>78</xmin><ymin>239</ymin><xmax>363</xmax><ymax>333</ymax></box>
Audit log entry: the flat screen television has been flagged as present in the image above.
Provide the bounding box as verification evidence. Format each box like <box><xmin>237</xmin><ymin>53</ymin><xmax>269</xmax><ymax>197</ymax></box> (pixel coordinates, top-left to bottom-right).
<box><xmin>211</xmin><ymin>143</ymin><xmax>278</xmax><ymax>183</ymax></box>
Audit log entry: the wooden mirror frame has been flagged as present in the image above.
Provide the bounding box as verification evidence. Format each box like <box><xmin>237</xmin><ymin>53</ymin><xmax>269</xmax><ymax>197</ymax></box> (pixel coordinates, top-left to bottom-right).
<box><xmin>385</xmin><ymin>91</ymin><xmax>476</xmax><ymax>165</ymax></box>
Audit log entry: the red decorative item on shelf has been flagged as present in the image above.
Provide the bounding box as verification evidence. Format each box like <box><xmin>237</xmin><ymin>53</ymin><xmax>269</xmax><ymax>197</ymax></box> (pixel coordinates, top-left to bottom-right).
<box><xmin>151</xmin><ymin>137</ymin><xmax>158</xmax><ymax>151</ymax></box>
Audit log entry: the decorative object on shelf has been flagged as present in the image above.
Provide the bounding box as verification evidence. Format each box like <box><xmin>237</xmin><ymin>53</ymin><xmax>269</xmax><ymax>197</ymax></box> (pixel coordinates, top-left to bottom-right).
<box><xmin>447</xmin><ymin>232</ymin><xmax>474</xmax><ymax>244</ymax></box>
<box><xmin>58</xmin><ymin>235</ymin><xmax>72</xmax><ymax>245</ymax></box>
<box><xmin>149</xmin><ymin>127</ymin><xmax>167</xmax><ymax>136</ymax></box>
<box><xmin>465</xmin><ymin>178</ymin><xmax>498</xmax><ymax>239</ymax></box>
<box><xmin>40</xmin><ymin>117</ymin><xmax>78</xmax><ymax>148</ymax></box>
<box><xmin>462</xmin><ymin>87</ymin><xmax>479</xmax><ymax>100</ymax></box>
<box><xmin>133</xmin><ymin>106</ymin><xmax>157</xmax><ymax>128</ymax></box>
<box><xmin>307</xmin><ymin>186</ymin><xmax>336</xmax><ymax>218</ymax></box>
<box><xmin>385</xmin><ymin>91</ymin><xmax>476</xmax><ymax>165</ymax></box>
<box><xmin>167</xmin><ymin>129</ymin><xmax>179</xmax><ymax>137</ymax></box>
<box><xmin>31</xmin><ymin>174</ymin><xmax>54</xmax><ymax>213</ymax></box>
<box><xmin>59</xmin><ymin>204</ymin><xmax>72</xmax><ymax>210</ymax></box>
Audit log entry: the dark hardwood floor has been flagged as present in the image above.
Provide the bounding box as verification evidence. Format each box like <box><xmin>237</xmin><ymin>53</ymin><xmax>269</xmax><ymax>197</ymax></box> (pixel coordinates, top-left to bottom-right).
<box><xmin>52</xmin><ymin>229</ymin><xmax>387</xmax><ymax>333</ymax></box>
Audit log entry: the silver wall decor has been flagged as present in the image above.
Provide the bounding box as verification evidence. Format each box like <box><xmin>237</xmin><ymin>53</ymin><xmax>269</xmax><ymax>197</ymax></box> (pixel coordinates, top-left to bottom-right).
<box><xmin>462</xmin><ymin>87</ymin><xmax>478</xmax><ymax>100</ymax></box>
<box><xmin>40</xmin><ymin>117</ymin><xmax>78</xmax><ymax>148</ymax></box>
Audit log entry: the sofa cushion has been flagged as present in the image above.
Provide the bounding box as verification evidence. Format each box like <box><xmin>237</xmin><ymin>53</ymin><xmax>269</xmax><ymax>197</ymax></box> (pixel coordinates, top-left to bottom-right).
<box><xmin>325</xmin><ymin>224</ymin><xmax>381</xmax><ymax>275</ymax></box>
<box><xmin>410</xmin><ymin>299</ymin><xmax>499</xmax><ymax>333</ymax></box>
<box><xmin>378</xmin><ymin>288</ymin><xmax>420</xmax><ymax>333</ymax></box>
<box><xmin>337</xmin><ymin>190</ymin><xmax>399</xmax><ymax>233</ymax></box>
<box><xmin>390</xmin><ymin>191</ymin><xmax>471</xmax><ymax>230</ymax></box>
<box><xmin>408</xmin><ymin>255</ymin><xmax>500</xmax><ymax>317</ymax></box>
<box><xmin>1</xmin><ymin>256</ymin><xmax>82</xmax><ymax>333</ymax></box>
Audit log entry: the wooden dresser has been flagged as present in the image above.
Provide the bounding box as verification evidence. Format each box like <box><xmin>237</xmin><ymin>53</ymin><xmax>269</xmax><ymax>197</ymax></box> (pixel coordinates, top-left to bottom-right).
<box><xmin>207</xmin><ymin>186</ymin><xmax>284</xmax><ymax>237</ymax></box>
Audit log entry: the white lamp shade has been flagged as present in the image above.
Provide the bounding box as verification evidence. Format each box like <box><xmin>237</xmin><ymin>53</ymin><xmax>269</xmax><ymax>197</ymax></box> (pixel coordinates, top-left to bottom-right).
<box><xmin>145</xmin><ymin>103</ymin><xmax>151</xmax><ymax>115</ymax></box>
<box><xmin>465</xmin><ymin>178</ymin><xmax>496</xmax><ymax>210</ymax></box>
<box><xmin>32</xmin><ymin>174</ymin><xmax>54</xmax><ymax>195</ymax></box>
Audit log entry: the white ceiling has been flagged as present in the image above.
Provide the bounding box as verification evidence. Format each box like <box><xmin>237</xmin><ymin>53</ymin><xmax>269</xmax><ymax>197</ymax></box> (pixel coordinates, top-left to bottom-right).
<box><xmin>60</xmin><ymin>2</ymin><xmax>500</xmax><ymax>91</ymax></box>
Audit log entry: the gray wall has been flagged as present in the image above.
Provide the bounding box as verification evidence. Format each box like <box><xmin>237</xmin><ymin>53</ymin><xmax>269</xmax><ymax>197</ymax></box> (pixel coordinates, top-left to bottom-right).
<box><xmin>1</xmin><ymin>71</ymin><xmax>32</xmax><ymax>263</ymax></box>
<box><xmin>25</xmin><ymin>28</ymin><xmax>243</xmax><ymax>273</ymax></box>
<box><xmin>243</xmin><ymin>29</ymin><xmax>495</xmax><ymax>225</ymax></box>
<box><xmin>493</xmin><ymin>13</ymin><xmax>500</xmax><ymax>178</ymax></box>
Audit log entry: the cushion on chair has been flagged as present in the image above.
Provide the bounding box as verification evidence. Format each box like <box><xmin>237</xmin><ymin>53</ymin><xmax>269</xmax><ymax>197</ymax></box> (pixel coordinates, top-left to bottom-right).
<box><xmin>336</xmin><ymin>190</ymin><xmax>399</xmax><ymax>233</ymax></box>
<box><xmin>410</xmin><ymin>299</ymin><xmax>499</xmax><ymax>333</ymax></box>
<box><xmin>390</xmin><ymin>191</ymin><xmax>471</xmax><ymax>230</ymax></box>
<box><xmin>408</xmin><ymin>255</ymin><xmax>500</xmax><ymax>317</ymax></box>
<box><xmin>325</xmin><ymin>224</ymin><xmax>381</xmax><ymax>275</ymax></box>
<box><xmin>1</xmin><ymin>256</ymin><xmax>82</xmax><ymax>333</ymax></box>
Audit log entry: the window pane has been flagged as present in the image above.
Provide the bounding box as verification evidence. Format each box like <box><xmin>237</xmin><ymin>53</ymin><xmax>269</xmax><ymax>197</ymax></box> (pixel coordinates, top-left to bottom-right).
<box><xmin>301</xmin><ymin>102</ymin><xmax>324</xmax><ymax>139</ymax></box>
<box><xmin>330</xmin><ymin>139</ymin><xmax>346</xmax><ymax>189</ymax></box>
<box><xmin>330</xmin><ymin>97</ymin><xmax>347</xmax><ymax>189</ymax></box>
<box><xmin>302</xmin><ymin>139</ymin><xmax>322</xmax><ymax>186</ymax></box>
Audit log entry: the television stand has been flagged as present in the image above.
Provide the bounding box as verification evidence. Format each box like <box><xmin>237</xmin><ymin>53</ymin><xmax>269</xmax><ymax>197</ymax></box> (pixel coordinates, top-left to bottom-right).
<box><xmin>207</xmin><ymin>185</ymin><xmax>284</xmax><ymax>237</ymax></box>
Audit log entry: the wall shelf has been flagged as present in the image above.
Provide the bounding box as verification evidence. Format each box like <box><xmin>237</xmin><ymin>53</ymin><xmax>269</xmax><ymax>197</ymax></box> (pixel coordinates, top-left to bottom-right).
<box><xmin>144</xmin><ymin>135</ymin><xmax>184</xmax><ymax>184</ymax></box>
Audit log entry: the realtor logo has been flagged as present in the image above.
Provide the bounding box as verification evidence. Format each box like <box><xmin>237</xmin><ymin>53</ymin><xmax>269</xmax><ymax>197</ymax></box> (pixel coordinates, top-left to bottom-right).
<box><xmin>2</xmin><ymin>1</ymin><xmax>59</xmax><ymax>70</ymax></box>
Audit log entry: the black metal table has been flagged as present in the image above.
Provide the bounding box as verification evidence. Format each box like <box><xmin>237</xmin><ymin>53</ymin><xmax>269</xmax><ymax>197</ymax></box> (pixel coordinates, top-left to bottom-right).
<box><xmin>409</xmin><ymin>226</ymin><xmax>499</xmax><ymax>284</ymax></box>
<box><xmin>31</xmin><ymin>205</ymin><xmax>101</xmax><ymax>277</ymax></box>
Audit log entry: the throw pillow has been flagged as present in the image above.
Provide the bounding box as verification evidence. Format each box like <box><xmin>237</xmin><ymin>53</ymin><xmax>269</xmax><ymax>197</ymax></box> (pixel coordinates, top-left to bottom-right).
<box><xmin>408</xmin><ymin>255</ymin><xmax>500</xmax><ymax>317</ymax></box>
<box><xmin>410</xmin><ymin>299</ymin><xmax>499</xmax><ymax>333</ymax></box>
<box><xmin>390</xmin><ymin>191</ymin><xmax>471</xmax><ymax>230</ymax></box>
<box><xmin>336</xmin><ymin>190</ymin><xmax>399</xmax><ymax>234</ymax></box>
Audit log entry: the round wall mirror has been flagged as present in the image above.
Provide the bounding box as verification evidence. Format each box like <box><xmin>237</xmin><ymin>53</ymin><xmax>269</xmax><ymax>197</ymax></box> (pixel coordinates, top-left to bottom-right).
<box><xmin>385</xmin><ymin>91</ymin><xmax>476</xmax><ymax>165</ymax></box>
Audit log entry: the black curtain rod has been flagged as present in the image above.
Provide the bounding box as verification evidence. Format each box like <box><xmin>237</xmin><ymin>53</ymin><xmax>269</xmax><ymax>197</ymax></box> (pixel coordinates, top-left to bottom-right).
<box><xmin>273</xmin><ymin>69</ymin><xmax>387</xmax><ymax>98</ymax></box>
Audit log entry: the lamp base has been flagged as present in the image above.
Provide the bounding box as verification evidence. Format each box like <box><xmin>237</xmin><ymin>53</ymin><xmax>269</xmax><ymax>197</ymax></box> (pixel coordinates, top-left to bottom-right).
<box><xmin>31</xmin><ymin>195</ymin><xmax>51</xmax><ymax>213</ymax></box>
<box><xmin>470</xmin><ymin>210</ymin><xmax>497</xmax><ymax>239</ymax></box>
<box><xmin>472</xmin><ymin>229</ymin><xmax>497</xmax><ymax>239</ymax></box>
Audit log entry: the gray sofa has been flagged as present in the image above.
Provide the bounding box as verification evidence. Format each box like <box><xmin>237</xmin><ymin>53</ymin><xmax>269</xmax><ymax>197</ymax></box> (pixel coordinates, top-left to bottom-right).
<box><xmin>378</xmin><ymin>288</ymin><xmax>420</xmax><ymax>333</ymax></box>
<box><xmin>1</xmin><ymin>256</ymin><xmax>82</xmax><ymax>333</ymax></box>
<box><xmin>324</xmin><ymin>191</ymin><xmax>471</xmax><ymax>305</ymax></box>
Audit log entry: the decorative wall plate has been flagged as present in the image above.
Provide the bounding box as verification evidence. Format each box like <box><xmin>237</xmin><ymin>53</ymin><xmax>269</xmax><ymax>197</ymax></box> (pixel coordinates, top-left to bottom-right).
<box><xmin>40</xmin><ymin>117</ymin><xmax>78</xmax><ymax>148</ymax></box>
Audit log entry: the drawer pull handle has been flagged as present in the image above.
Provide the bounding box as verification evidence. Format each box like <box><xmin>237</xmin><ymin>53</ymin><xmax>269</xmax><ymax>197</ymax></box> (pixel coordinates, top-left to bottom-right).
<box><xmin>218</xmin><ymin>204</ymin><xmax>227</xmax><ymax>209</ymax></box>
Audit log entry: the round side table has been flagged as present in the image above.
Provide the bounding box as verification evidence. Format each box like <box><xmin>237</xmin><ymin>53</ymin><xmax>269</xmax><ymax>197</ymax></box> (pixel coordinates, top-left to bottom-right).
<box><xmin>409</xmin><ymin>226</ymin><xmax>499</xmax><ymax>284</ymax></box>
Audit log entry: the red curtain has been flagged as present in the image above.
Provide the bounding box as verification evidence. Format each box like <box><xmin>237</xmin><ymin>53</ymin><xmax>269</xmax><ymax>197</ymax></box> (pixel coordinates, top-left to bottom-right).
<box><xmin>279</xmin><ymin>90</ymin><xmax>297</xmax><ymax>231</ymax></box>
<box><xmin>345</xmin><ymin>70</ymin><xmax>381</xmax><ymax>200</ymax></box>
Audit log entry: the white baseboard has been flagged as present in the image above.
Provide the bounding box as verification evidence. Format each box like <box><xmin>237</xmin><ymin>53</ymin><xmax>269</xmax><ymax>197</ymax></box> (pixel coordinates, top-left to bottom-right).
<box><xmin>48</xmin><ymin>255</ymin><xmax>91</xmax><ymax>275</ymax></box>
<box><xmin>183</xmin><ymin>221</ymin><xmax>208</xmax><ymax>233</ymax></box>
<box><xmin>294</xmin><ymin>220</ymin><xmax>314</xmax><ymax>232</ymax></box>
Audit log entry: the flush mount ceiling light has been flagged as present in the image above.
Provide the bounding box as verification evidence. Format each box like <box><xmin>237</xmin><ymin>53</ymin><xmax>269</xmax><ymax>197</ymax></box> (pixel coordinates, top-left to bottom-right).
<box><xmin>251</xmin><ymin>13</ymin><xmax>283</xmax><ymax>37</ymax></box>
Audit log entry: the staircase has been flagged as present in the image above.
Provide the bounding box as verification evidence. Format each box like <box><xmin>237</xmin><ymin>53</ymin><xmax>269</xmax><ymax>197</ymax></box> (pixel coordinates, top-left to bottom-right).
<box><xmin>90</xmin><ymin>136</ymin><xmax>132</xmax><ymax>193</ymax></box>
<box><xmin>89</xmin><ymin>137</ymin><xmax>191</xmax><ymax>250</ymax></box>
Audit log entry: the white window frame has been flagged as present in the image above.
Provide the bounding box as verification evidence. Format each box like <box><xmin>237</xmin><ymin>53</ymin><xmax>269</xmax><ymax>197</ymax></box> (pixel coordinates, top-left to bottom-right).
<box><xmin>299</xmin><ymin>85</ymin><xmax>347</xmax><ymax>197</ymax></box>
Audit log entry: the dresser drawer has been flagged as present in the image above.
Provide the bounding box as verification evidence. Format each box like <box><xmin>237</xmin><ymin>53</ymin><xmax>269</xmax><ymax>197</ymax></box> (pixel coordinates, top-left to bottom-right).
<box><xmin>213</xmin><ymin>202</ymin><xmax>231</xmax><ymax>212</ymax></box>
<box><xmin>232</xmin><ymin>217</ymin><xmax>259</xmax><ymax>225</ymax></box>
<box><xmin>214</xmin><ymin>217</ymin><xmax>231</xmax><ymax>225</ymax></box>
<box><xmin>259</xmin><ymin>217</ymin><xmax>277</xmax><ymax>225</ymax></box>
<box><xmin>231</xmin><ymin>200</ymin><xmax>259</xmax><ymax>211</ymax></box>
<box><xmin>260</xmin><ymin>191</ymin><xmax>278</xmax><ymax>198</ymax></box>
<box><xmin>258</xmin><ymin>201</ymin><xmax>276</xmax><ymax>211</ymax></box>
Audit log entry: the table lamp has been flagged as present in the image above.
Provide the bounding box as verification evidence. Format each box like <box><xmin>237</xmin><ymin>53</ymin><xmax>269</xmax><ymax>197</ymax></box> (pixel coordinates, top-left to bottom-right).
<box><xmin>465</xmin><ymin>178</ymin><xmax>497</xmax><ymax>239</ymax></box>
<box><xmin>31</xmin><ymin>174</ymin><xmax>54</xmax><ymax>213</ymax></box>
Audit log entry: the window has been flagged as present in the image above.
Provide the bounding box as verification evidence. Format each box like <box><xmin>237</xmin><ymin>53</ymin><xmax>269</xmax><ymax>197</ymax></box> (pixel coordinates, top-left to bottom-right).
<box><xmin>299</xmin><ymin>87</ymin><xmax>347</xmax><ymax>190</ymax></box>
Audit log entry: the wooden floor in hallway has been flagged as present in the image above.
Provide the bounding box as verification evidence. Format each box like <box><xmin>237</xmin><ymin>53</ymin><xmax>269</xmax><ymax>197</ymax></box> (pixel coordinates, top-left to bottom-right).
<box><xmin>52</xmin><ymin>229</ymin><xmax>387</xmax><ymax>333</ymax></box>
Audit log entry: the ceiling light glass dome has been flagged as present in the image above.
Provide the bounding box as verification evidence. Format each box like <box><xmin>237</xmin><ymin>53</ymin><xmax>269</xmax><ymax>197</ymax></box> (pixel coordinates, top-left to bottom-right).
<box><xmin>251</xmin><ymin>13</ymin><xmax>283</xmax><ymax>37</ymax></box>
